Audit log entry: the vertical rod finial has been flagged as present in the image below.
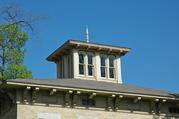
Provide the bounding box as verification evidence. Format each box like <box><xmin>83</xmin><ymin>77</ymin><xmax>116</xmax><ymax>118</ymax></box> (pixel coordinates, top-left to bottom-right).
<box><xmin>86</xmin><ymin>25</ymin><xmax>89</xmax><ymax>43</ymax></box>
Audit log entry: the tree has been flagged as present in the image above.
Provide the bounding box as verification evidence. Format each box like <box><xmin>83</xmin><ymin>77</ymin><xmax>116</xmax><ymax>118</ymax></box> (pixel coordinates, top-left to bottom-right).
<box><xmin>0</xmin><ymin>4</ymin><xmax>38</xmax><ymax>80</ymax></box>
<box><xmin>5</xmin><ymin>64</ymin><xmax>32</xmax><ymax>79</ymax></box>
<box><xmin>0</xmin><ymin>24</ymin><xmax>32</xmax><ymax>80</ymax></box>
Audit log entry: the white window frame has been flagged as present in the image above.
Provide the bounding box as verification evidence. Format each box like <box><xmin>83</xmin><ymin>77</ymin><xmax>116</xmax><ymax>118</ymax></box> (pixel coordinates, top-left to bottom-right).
<box><xmin>79</xmin><ymin>52</ymin><xmax>85</xmax><ymax>76</ymax></box>
<box><xmin>78</xmin><ymin>51</ymin><xmax>95</xmax><ymax>77</ymax></box>
<box><xmin>108</xmin><ymin>55</ymin><xmax>115</xmax><ymax>80</ymax></box>
<box><xmin>87</xmin><ymin>53</ymin><xmax>94</xmax><ymax>77</ymax></box>
<box><xmin>100</xmin><ymin>55</ymin><xmax>116</xmax><ymax>80</ymax></box>
<box><xmin>100</xmin><ymin>55</ymin><xmax>107</xmax><ymax>79</ymax></box>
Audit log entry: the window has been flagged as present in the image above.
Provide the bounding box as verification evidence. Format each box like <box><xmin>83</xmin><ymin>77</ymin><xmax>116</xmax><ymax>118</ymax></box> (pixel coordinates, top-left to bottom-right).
<box><xmin>79</xmin><ymin>54</ymin><xmax>85</xmax><ymax>75</ymax></box>
<box><xmin>79</xmin><ymin>52</ymin><xmax>94</xmax><ymax>76</ymax></box>
<box><xmin>82</xmin><ymin>99</ymin><xmax>96</xmax><ymax>106</ymax></box>
<box><xmin>100</xmin><ymin>56</ymin><xmax>106</xmax><ymax>77</ymax></box>
<box><xmin>168</xmin><ymin>107</ymin><xmax>179</xmax><ymax>114</ymax></box>
<box><xmin>88</xmin><ymin>54</ymin><xmax>94</xmax><ymax>76</ymax></box>
<box><xmin>100</xmin><ymin>55</ymin><xmax>115</xmax><ymax>79</ymax></box>
<box><xmin>109</xmin><ymin>56</ymin><xmax>115</xmax><ymax>78</ymax></box>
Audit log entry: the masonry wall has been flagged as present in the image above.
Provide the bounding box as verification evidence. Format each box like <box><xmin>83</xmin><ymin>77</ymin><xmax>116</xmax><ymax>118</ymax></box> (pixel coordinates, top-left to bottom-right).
<box><xmin>14</xmin><ymin>88</ymin><xmax>179</xmax><ymax>119</ymax></box>
<box><xmin>17</xmin><ymin>104</ymin><xmax>179</xmax><ymax>119</ymax></box>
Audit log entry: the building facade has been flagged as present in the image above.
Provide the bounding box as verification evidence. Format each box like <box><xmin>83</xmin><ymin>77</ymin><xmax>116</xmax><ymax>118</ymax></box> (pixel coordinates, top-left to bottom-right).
<box><xmin>0</xmin><ymin>40</ymin><xmax>179</xmax><ymax>119</ymax></box>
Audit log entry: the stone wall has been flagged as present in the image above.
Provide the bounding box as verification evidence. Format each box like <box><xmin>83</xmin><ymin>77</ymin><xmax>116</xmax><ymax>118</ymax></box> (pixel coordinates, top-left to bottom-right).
<box><xmin>14</xmin><ymin>86</ymin><xmax>179</xmax><ymax>119</ymax></box>
<box><xmin>17</xmin><ymin>104</ymin><xmax>179</xmax><ymax>119</ymax></box>
<box><xmin>16</xmin><ymin>88</ymin><xmax>179</xmax><ymax>117</ymax></box>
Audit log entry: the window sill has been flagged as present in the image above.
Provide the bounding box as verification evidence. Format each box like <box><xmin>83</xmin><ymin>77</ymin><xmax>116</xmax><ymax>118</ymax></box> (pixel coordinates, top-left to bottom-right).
<box><xmin>109</xmin><ymin>78</ymin><xmax>115</xmax><ymax>80</ymax></box>
<box><xmin>97</xmin><ymin>78</ymin><xmax>118</xmax><ymax>83</ymax></box>
<box><xmin>100</xmin><ymin>77</ymin><xmax>116</xmax><ymax>80</ymax></box>
<box><xmin>77</xmin><ymin>75</ymin><xmax>96</xmax><ymax>80</ymax></box>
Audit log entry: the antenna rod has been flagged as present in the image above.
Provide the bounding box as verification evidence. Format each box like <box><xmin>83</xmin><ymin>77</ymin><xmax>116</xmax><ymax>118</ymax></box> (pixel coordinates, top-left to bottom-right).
<box><xmin>86</xmin><ymin>25</ymin><xmax>89</xmax><ymax>43</ymax></box>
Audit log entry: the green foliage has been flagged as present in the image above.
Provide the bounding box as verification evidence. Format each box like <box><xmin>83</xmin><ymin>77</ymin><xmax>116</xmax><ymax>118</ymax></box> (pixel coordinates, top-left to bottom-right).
<box><xmin>0</xmin><ymin>24</ymin><xmax>32</xmax><ymax>80</ymax></box>
<box><xmin>4</xmin><ymin>64</ymin><xmax>32</xmax><ymax>79</ymax></box>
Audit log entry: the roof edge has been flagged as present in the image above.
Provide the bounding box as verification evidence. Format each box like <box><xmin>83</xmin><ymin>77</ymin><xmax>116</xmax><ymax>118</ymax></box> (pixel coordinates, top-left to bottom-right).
<box><xmin>5</xmin><ymin>80</ymin><xmax>177</xmax><ymax>100</ymax></box>
<box><xmin>47</xmin><ymin>39</ymin><xmax>131</xmax><ymax>62</ymax></box>
<box><xmin>46</xmin><ymin>40</ymin><xmax>71</xmax><ymax>61</ymax></box>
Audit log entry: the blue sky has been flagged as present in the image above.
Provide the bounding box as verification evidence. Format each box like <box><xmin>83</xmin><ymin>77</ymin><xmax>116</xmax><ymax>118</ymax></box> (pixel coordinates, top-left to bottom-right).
<box><xmin>2</xmin><ymin>0</ymin><xmax>179</xmax><ymax>92</ymax></box>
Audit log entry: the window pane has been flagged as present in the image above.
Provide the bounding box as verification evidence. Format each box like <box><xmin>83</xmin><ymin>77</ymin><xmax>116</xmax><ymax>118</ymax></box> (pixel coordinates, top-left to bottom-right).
<box><xmin>88</xmin><ymin>66</ymin><xmax>93</xmax><ymax>76</ymax></box>
<box><xmin>82</xmin><ymin>99</ymin><xmax>88</xmax><ymax>105</ymax></box>
<box><xmin>101</xmin><ymin>67</ymin><xmax>106</xmax><ymax>77</ymax></box>
<box><xmin>88</xmin><ymin>99</ymin><xmax>96</xmax><ymax>106</ymax></box>
<box><xmin>88</xmin><ymin>55</ymin><xmax>93</xmax><ymax>65</ymax></box>
<box><xmin>109</xmin><ymin>68</ymin><xmax>114</xmax><ymax>78</ymax></box>
<box><xmin>79</xmin><ymin>54</ymin><xmax>84</xmax><ymax>63</ymax></box>
<box><xmin>109</xmin><ymin>57</ymin><xmax>114</xmax><ymax>67</ymax></box>
<box><xmin>100</xmin><ymin>56</ymin><xmax>105</xmax><ymax>66</ymax></box>
<box><xmin>79</xmin><ymin>64</ymin><xmax>84</xmax><ymax>75</ymax></box>
<box><xmin>82</xmin><ymin>99</ymin><xmax>95</xmax><ymax>106</ymax></box>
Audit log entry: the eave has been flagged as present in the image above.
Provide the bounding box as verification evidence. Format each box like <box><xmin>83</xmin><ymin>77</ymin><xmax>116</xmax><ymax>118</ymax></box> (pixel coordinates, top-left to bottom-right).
<box><xmin>46</xmin><ymin>40</ymin><xmax>131</xmax><ymax>62</ymax></box>
<box><xmin>5</xmin><ymin>81</ymin><xmax>178</xmax><ymax>101</ymax></box>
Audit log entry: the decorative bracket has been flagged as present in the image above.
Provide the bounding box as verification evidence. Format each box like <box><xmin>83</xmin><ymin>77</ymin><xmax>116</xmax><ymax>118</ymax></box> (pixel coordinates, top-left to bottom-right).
<box><xmin>32</xmin><ymin>87</ymin><xmax>39</xmax><ymax>103</ymax></box>
<box><xmin>50</xmin><ymin>89</ymin><xmax>57</xmax><ymax>95</ymax></box>
<box><xmin>89</xmin><ymin>93</ymin><xmax>96</xmax><ymax>99</ymax></box>
<box><xmin>73</xmin><ymin>91</ymin><xmax>81</xmax><ymax>107</ymax></box>
<box><xmin>23</xmin><ymin>86</ymin><xmax>31</xmax><ymax>104</ymax></box>
<box><xmin>133</xmin><ymin>97</ymin><xmax>142</xmax><ymax>103</ymax></box>
<box><xmin>65</xmin><ymin>90</ymin><xmax>73</xmax><ymax>108</ymax></box>
<box><xmin>106</xmin><ymin>94</ymin><xmax>116</xmax><ymax>111</ymax></box>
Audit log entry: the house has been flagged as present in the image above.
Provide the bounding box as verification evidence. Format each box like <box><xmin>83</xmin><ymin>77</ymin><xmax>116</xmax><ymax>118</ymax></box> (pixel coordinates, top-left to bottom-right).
<box><xmin>0</xmin><ymin>39</ymin><xmax>179</xmax><ymax>119</ymax></box>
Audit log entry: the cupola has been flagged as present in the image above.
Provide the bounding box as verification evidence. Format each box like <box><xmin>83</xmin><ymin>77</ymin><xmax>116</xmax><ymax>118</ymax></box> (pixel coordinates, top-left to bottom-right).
<box><xmin>47</xmin><ymin>39</ymin><xmax>130</xmax><ymax>84</ymax></box>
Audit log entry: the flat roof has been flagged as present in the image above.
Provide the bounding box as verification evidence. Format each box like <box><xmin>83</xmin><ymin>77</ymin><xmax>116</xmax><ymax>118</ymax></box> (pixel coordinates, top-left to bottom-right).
<box><xmin>47</xmin><ymin>40</ymin><xmax>131</xmax><ymax>61</ymax></box>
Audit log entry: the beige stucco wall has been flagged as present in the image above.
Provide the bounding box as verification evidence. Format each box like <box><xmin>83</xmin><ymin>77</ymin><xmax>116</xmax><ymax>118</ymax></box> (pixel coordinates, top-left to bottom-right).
<box><xmin>17</xmin><ymin>104</ymin><xmax>179</xmax><ymax>119</ymax></box>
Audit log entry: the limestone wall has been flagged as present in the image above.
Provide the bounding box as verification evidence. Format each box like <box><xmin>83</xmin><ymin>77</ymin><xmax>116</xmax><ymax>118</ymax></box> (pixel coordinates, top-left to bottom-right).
<box><xmin>17</xmin><ymin>104</ymin><xmax>179</xmax><ymax>119</ymax></box>
<box><xmin>15</xmin><ymin>87</ymin><xmax>179</xmax><ymax>119</ymax></box>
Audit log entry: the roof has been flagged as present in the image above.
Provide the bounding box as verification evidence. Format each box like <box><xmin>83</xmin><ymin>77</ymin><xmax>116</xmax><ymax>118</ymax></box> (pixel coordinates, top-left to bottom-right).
<box><xmin>47</xmin><ymin>40</ymin><xmax>131</xmax><ymax>61</ymax></box>
<box><xmin>5</xmin><ymin>78</ymin><xmax>177</xmax><ymax>99</ymax></box>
